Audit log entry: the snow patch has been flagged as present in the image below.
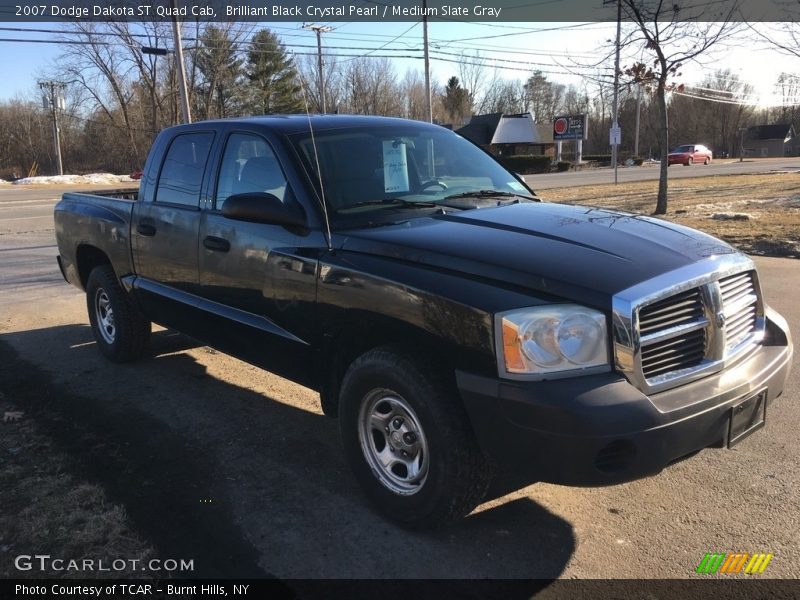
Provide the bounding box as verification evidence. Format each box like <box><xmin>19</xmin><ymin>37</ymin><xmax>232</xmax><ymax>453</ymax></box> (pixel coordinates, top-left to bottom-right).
<box><xmin>12</xmin><ymin>173</ymin><xmax>136</xmax><ymax>185</ymax></box>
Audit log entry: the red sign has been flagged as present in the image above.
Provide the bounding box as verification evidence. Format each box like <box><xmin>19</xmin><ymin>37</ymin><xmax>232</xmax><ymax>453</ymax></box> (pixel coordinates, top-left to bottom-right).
<box><xmin>553</xmin><ymin>115</ymin><xmax>586</xmax><ymax>141</ymax></box>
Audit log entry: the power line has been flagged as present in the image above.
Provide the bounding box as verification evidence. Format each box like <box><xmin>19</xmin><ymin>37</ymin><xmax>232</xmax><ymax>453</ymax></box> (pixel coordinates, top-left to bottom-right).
<box><xmin>0</xmin><ymin>24</ymin><xmax>600</xmax><ymax>59</ymax></box>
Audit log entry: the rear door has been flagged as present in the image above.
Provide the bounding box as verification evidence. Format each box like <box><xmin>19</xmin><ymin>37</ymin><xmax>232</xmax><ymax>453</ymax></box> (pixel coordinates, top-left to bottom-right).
<box><xmin>198</xmin><ymin>129</ymin><xmax>326</xmax><ymax>386</ymax></box>
<box><xmin>132</xmin><ymin>130</ymin><xmax>214</xmax><ymax>332</ymax></box>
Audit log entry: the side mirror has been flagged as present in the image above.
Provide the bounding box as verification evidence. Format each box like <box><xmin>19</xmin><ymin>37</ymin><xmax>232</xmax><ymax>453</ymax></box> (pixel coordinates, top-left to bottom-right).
<box><xmin>221</xmin><ymin>193</ymin><xmax>306</xmax><ymax>228</ymax></box>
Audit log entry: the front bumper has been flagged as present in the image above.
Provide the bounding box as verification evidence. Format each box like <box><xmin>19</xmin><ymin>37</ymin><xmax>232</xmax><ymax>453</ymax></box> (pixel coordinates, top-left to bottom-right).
<box><xmin>457</xmin><ymin>311</ymin><xmax>792</xmax><ymax>486</ymax></box>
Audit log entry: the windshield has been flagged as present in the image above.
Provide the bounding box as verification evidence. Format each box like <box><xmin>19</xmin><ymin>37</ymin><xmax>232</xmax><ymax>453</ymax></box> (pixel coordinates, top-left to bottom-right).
<box><xmin>672</xmin><ymin>145</ymin><xmax>694</xmax><ymax>153</ymax></box>
<box><xmin>289</xmin><ymin>124</ymin><xmax>532</xmax><ymax>224</ymax></box>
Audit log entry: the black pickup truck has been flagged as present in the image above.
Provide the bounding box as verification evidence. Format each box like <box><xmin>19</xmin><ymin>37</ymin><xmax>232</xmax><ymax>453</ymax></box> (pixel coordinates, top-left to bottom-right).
<box><xmin>54</xmin><ymin>115</ymin><xmax>792</xmax><ymax>527</ymax></box>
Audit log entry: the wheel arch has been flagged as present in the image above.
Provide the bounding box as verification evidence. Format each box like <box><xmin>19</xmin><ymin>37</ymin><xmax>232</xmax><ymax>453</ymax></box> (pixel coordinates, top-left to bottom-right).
<box><xmin>318</xmin><ymin>311</ymin><xmax>456</xmax><ymax>418</ymax></box>
<box><xmin>76</xmin><ymin>244</ymin><xmax>114</xmax><ymax>290</ymax></box>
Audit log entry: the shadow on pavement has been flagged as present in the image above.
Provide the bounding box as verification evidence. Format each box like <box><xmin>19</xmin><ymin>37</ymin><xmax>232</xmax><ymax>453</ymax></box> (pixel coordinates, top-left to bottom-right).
<box><xmin>0</xmin><ymin>324</ymin><xmax>575</xmax><ymax>582</ymax></box>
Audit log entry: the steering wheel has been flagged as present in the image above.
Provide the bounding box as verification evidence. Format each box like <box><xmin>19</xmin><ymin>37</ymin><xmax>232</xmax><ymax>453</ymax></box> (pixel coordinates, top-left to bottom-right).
<box><xmin>420</xmin><ymin>179</ymin><xmax>448</xmax><ymax>192</ymax></box>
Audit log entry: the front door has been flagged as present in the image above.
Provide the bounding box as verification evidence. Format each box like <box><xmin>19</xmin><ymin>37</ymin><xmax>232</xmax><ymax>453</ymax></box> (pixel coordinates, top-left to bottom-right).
<box><xmin>198</xmin><ymin>131</ymin><xmax>325</xmax><ymax>386</ymax></box>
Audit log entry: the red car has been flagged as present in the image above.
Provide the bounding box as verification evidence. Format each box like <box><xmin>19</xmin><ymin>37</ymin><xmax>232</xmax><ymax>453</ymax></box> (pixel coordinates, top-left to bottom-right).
<box><xmin>668</xmin><ymin>144</ymin><xmax>713</xmax><ymax>166</ymax></box>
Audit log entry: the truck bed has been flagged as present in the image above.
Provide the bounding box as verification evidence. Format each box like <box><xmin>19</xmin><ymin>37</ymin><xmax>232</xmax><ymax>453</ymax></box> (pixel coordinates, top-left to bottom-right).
<box><xmin>53</xmin><ymin>191</ymin><xmax>139</xmax><ymax>289</ymax></box>
<box><xmin>69</xmin><ymin>187</ymin><xmax>139</xmax><ymax>201</ymax></box>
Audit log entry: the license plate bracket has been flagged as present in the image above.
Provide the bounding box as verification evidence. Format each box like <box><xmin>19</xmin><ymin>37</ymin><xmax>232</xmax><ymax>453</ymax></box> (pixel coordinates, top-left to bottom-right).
<box><xmin>728</xmin><ymin>389</ymin><xmax>767</xmax><ymax>448</ymax></box>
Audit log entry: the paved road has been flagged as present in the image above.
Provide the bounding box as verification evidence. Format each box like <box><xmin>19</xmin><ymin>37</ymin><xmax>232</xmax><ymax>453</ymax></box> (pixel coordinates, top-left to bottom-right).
<box><xmin>525</xmin><ymin>156</ymin><xmax>800</xmax><ymax>190</ymax></box>
<box><xmin>0</xmin><ymin>185</ymin><xmax>127</xmax><ymax>309</ymax></box>
<box><xmin>1</xmin><ymin>186</ymin><xmax>798</xmax><ymax>579</ymax></box>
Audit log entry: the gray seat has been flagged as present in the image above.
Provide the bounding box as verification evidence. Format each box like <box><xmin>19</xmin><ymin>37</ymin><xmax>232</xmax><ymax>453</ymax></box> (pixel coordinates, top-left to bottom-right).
<box><xmin>236</xmin><ymin>156</ymin><xmax>286</xmax><ymax>199</ymax></box>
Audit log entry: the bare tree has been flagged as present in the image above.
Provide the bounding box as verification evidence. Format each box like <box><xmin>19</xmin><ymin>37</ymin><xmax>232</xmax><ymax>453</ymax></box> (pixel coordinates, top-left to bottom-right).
<box><xmin>296</xmin><ymin>53</ymin><xmax>344</xmax><ymax>113</ymax></box>
<box><xmin>342</xmin><ymin>58</ymin><xmax>402</xmax><ymax>116</ymax></box>
<box><xmin>523</xmin><ymin>71</ymin><xmax>565</xmax><ymax>122</ymax></box>
<box><xmin>751</xmin><ymin>21</ymin><xmax>800</xmax><ymax>60</ymax></box>
<box><xmin>106</xmin><ymin>22</ymin><xmax>174</xmax><ymax>136</ymax></box>
<box><xmin>399</xmin><ymin>69</ymin><xmax>430</xmax><ymax>121</ymax></box>
<box><xmin>0</xmin><ymin>99</ymin><xmax>51</xmax><ymax>177</ymax></box>
<box><xmin>772</xmin><ymin>73</ymin><xmax>800</xmax><ymax>125</ymax></box>
<box><xmin>481</xmin><ymin>78</ymin><xmax>527</xmax><ymax>115</ymax></box>
<box><xmin>620</xmin><ymin>0</ymin><xmax>740</xmax><ymax>214</ymax></box>
<box><xmin>57</xmin><ymin>23</ymin><xmax>141</xmax><ymax>165</ymax></box>
<box><xmin>458</xmin><ymin>52</ymin><xmax>489</xmax><ymax>115</ymax></box>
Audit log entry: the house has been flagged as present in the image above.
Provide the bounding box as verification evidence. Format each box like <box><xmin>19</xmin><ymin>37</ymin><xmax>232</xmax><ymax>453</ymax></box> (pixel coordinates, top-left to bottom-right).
<box><xmin>457</xmin><ymin>113</ymin><xmax>555</xmax><ymax>157</ymax></box>
<box><xmin>743</xmin><ymin>124</ymin><xmax>798</xmax><ymax>157</ymax></box>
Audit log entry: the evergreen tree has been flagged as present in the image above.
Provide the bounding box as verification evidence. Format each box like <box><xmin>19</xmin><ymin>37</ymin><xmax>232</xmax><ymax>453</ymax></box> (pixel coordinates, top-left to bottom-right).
<box><xmin>442</xmin><ymin>76</ymin><xmax>470</xmax><ymax>125</ymax></box>
<box><xmin>195</xmin><ymin>25</ymin><xmax>243</xmax><ymax>119</ymax></box>
<box><xmin>245</xmin><ymin>29</ymin><xmax>303</xmax><ymax>115</ymax></box>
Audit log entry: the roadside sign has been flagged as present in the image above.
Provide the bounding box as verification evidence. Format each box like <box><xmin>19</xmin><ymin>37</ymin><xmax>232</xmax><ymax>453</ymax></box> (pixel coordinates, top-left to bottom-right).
<box><xmin>553</xmin><ymin>115</ymin><xmax>587</xmax><ymax>141</ymax></box>
<box><xmin>610</xmin><ymin>125</ymin><xmax>621</xmax><ymax>146</ymax></box>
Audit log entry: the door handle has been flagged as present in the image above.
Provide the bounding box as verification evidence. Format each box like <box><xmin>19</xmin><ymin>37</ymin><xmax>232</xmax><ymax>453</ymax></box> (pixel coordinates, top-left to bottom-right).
<box><xmin>203</xmin><ymin>236</ymin><xmax>230</xmax><ymax>252</ymax></box>
<box><xmin>136</xmin><ymin>223</ymin><xmax>156</xmax><ymax>236</ymax></box>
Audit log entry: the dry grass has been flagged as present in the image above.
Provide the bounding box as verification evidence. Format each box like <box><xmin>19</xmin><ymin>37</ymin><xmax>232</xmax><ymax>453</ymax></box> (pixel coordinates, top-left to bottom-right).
<box><xmin>0</xmin><ymin>398</ymin><xmax>154</xmax><ymax>578</ymax></box>
<box><xmin>538</xmin><ymin>172</ymin><xmax>800</xmax><ymax>258</ymax></box>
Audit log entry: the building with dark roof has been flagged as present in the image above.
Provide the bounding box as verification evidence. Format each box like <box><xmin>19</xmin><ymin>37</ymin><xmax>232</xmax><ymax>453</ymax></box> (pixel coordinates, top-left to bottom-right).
<box><xmin>456</xmin><ymin>113</ymin><xmax>554</xmax><ymax>157</ymax></box>
<box><xmin>743</xmin><ymin>123</ymin><xmax>798</xmax><ymax>157</ymax></box>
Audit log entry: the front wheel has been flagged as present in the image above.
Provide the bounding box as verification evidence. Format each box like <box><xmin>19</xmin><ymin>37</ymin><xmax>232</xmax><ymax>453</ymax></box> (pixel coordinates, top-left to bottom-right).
<box><xmin>686</xmin><ymin>157</ymin><xmax>693</xmax><ymax>166</ymax></box>
<box><xmin>339</xmin><ymin>347</ymin><xmax>492</xmax><ymax>528</ymax></box>
<box><xmin>86</xmin><ymin>265</ymin><xmax>150</xmax><ymax>362</ymax></box>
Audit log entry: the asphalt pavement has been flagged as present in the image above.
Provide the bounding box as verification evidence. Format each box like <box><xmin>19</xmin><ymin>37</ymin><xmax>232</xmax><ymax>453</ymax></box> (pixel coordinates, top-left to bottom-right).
<box><xmin>525</xmin><ymin>156</ymin><xmax>800</xmax><ymax>190</ymax></box>
<box><xmin>0</xmin><ymin>183</ymin><xmax>798</xmax><ymax>579</ymax></box>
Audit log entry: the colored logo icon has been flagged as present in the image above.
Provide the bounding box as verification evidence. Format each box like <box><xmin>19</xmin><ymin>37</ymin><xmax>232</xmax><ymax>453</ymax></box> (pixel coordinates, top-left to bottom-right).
<box><xmin>696</xmin><ymin>553</ymin><xmax>773</xmax><ymax>574</ymax></box>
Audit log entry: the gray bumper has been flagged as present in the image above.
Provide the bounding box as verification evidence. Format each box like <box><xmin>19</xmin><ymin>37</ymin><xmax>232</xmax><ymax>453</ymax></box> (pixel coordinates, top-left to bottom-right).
<box><xmin>457</xmin><ymin>310</ymin><xmax>792</xmax><ymax>486</ymax></box>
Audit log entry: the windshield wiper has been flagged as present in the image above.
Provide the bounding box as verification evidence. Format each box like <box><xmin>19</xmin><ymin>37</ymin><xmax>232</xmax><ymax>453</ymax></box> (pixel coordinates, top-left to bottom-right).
<box><xmin>336</xmin><ymin>198</ymin><xmax>439</xmax><ymax>211</ymax></box>
<box><xmin>443</xmin><ymin>190</ymin><xmax>534</xmax><ymax>201</ymax></box>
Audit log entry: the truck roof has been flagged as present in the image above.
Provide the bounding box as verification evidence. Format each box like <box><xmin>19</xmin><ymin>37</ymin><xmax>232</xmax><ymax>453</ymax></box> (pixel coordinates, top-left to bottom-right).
<box><xmin>161</xmin><ymin>114</ymin><xmax>443</xmax><ymax>136</ymax></box>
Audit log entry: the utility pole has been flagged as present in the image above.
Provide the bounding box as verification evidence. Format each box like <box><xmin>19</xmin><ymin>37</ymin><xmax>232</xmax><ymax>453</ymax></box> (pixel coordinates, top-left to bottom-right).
<box><xmin>634</xmin><ymin>83</ymin><xmax>642</xmax><ymax>158</ymax></box>
<box><xmin>304</xmin><ymin>23</ymin><xmax>332</xmax><ymax>113</ymax></box>
<box><xmin>422</xmin><ymin>0</ymin><xmax>432</xmax><ymax>123</ymax></box>
<box><xmin>170</xmin><ymin>0</ymin><xmax>191</xmax><ymax>124</ymax></box>
<box><xmin>607</xmin><ymin>0</ymin><xmax>622</xmax><ymax>184</ymax></box>
<box><xmin>739</xmin><ymin>127</ymin><xmax>747</xmax><ymax>162</ymax></box>
<box><xmin>38</xmin><ymin>80</ymin><xmax>66</xmax><ymax>176</ymax></box>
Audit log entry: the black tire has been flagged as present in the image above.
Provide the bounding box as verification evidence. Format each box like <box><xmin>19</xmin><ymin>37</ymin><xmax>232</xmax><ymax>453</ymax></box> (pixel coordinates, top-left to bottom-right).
<box><xmin>686</xmin><ymin>157</ymin><xmax>693</xmax><ymax>166</ymax></box>
<box><xmin>339</xmin><ymin>346</ymin><xmax>492</xmax><ymax>528</ymax></box>
<box><xmin>86</xmin><ymin>265</ymin><xmax>150</xmax><ymax>362</ymax></box>
<box><xmin>704</xmin><ymin>157</ymin><xmax>710</xmax><ymax>165</ymax></box>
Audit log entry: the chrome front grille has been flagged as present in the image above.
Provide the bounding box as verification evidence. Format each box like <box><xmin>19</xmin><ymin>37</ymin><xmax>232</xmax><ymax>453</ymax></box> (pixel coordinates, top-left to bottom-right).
<box><xmin>641</xmin><ymin>328</ymin><xmax>707</xmax><ymax>379</ymax></box>
<box><xmin>719</xmin><ymin>272</ymin><xmax>758</xmax><ymax>350</ymax></box>
<box><xmin>638</xmin><ymin>288</ymin><xmax>705</xmax><ymax>335</ymax></box>
<box><xmin>612</xmin><ymin>255</ymin><xmax>766</xmax><ymax>394</ymax></box>
<box><xmin>639</xmin><ymin>289</ymin><xmax>708</xmax><ymax>379</ymax></box>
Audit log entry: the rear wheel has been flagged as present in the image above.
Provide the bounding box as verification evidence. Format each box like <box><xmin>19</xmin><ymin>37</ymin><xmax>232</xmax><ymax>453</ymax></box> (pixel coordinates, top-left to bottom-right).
<box><xmin>86</xmin><ymin>265</ymin><xmax>150</xmax><ymax>362</ymax></box>
<box><xmin>704</xmin><ymin>157</ymin><xmax>710</xmax><ymax>165</ymax></box>
<box><xmin>339</xmin><ymin>347</ymin><xmax>492</xmax><ymax>528</ymax></box>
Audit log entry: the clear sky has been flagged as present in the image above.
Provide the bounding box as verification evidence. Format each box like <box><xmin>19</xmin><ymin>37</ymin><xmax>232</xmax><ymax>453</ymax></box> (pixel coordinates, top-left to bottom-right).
<box><xmin>0</xmin><ymin>20</ymin><xmax>795</xmax><ymax>108</ymax></box>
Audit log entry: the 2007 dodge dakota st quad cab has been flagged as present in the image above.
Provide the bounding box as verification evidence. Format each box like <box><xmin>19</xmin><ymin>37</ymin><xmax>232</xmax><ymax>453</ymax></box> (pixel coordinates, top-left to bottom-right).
<box><xmin>54</xmin><ymin>116</ymin><xmax>792</xmax><ymax>527</ymax></box>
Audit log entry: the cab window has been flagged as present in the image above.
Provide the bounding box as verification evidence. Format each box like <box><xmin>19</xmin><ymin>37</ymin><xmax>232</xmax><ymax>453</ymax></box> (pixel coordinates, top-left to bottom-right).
<box><xmin>155</xmin><ymin>132</ymin><xmax>214</xmax><ymax>207</ymax></box>
<box><xmin>215</xmin><ymin>133</ymin><xmax>287</xmax><ymax>209</ymax></box>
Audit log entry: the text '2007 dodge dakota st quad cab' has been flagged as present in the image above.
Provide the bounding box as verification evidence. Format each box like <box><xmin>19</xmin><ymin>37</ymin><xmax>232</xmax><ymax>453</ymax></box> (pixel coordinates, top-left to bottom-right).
<box><xmin>54</xmin><ymin>116</ymin><xmax>792</xmax><ymax>527</ymax></box>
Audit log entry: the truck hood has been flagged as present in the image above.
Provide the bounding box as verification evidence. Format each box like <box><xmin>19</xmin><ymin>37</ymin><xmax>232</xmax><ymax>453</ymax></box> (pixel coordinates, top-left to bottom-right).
<box><xmin>337</xmin><ymin>202</ymin><xmax>737</xmax><ymax>309</ymax></box>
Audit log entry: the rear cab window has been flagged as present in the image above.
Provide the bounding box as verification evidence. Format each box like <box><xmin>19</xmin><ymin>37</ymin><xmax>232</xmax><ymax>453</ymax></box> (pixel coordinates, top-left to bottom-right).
<box><xmin>155</xmin><ymin>132</ymin><xmax>214</xmax><ymax>207</ymax></box>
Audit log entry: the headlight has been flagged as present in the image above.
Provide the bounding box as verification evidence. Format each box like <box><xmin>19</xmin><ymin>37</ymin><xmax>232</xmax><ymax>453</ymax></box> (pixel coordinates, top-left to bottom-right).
<box><xmin>496</xmin><ymin>305</ymin><xmax>610</xmax><ymax>378</ymax></box>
